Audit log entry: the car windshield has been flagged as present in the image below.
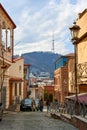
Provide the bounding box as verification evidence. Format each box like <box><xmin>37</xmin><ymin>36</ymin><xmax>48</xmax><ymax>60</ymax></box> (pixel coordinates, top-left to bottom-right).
<box><xmin>24</xmin><ymin>99</ymin><xmax>32</xmax><ymax>104</ymax></box>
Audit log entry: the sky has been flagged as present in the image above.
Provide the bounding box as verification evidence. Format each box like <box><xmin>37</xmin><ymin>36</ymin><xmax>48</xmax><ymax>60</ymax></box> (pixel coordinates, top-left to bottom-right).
<box><xmin>1</xmin><ymin>0</ymin><xmax>87</xmax><ymax>55</ymax></box>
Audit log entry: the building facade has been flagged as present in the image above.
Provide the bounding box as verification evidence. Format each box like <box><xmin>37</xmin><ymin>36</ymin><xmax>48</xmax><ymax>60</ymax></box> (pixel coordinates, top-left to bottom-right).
<box><xmin>24</xmin><ymin>64</ymin><xmax>31</xmax><ymax>98</ymax></box>
<box><xmin>8</xmin><ymin>57</ymin><xmax>24</xmax><ymax>108</ymax></box>
<box><xmin>68</xmin><ymin>54</ymin><xmax>75</xmax><ymax>95</ymax></box>
<box><xmin>44</xmin><ymin>85</ymin><xmax>54</xmax><ymax>102</ymax></box>
<box><xmin>76</xmin><ymin>9</ymin><xmax>87</xmax><ymax>93</ymax></box>
<box><xmin>0</xmin><ymin>4</ymin><xmax>16</xmax><ymax>108</ymax></box>
<box><xmin>54</xmin><ymin>53</ymin><xmax>75</xmax><ymax>104</ymax></box>
<box><xmin>54</xmin><ymin>55</ymin><xmax>68</xmax><ymax>104</ymax></box>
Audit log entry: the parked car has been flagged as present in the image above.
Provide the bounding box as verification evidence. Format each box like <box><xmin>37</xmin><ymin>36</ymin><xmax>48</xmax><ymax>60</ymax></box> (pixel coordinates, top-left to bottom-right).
<box><xmin>0</xmin><ymin>103</ymin><xmax>3</xmax><ymax>121</ymax></box>
<box><xmin>35</xmin><ymin>99</ymin><xmax>40</xmax><ymax>111</ymax></box>
<box><xmin>20</xmin><ymin>98</ymin><xmax>34</xmax><ymax>111</ymax></box>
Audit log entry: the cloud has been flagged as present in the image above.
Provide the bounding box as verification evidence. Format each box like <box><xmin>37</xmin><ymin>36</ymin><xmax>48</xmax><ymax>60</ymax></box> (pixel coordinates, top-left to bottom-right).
<box><xmin>1</xmin><ymin>0</ymin><xmax>87</xmax><ymax>55</ymax></box>
<box><xmin>14</xmin><ymin>40</ymin><xmax>52</xmax><ymax>55</ymax></box>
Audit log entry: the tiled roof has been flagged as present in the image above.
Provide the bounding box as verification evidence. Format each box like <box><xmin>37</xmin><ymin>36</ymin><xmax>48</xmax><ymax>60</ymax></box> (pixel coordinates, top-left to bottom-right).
<box><xmin>13</xmin><ymin>57</ymin><xmax>23</xmax><ymax>62</ymax></box>
<box><xmin>9</xmin><ymin>77</ymin><xmax>23</xmax><ymax>82</ymax></box>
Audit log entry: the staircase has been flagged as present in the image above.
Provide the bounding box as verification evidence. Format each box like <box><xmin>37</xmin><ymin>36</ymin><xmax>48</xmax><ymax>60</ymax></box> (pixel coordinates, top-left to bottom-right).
<box><xmin>7</xmin><ymin>104</ymin><xmax>20</xmax><ymax>112</ymax></box>
<box><xmin>15</xmin><ymin>104</ymin><xmax>20</xmax><ymax>112</ymax></box>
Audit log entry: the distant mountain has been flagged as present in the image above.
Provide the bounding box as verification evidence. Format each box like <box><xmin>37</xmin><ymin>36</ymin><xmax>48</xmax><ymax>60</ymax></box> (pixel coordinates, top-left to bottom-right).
<box><xmin>21</xmin><ymin>51</ymin><xmax>61</xmax><ymax>77</ymax></box>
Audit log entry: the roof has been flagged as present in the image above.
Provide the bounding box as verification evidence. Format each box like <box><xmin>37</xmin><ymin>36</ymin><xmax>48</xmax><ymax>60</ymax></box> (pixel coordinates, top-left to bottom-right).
<box><xmin>55</xmin><ymin>53</ymin><xmax>74</xmax><ymax>63</ymax></box>
<box><xmin>13</xmin><ymin>57</ymin><xmax>24</xmax><ymax>62</ymax></box>
<box><xmin>78</xmin><ymin>9</ymin><xmax>87</xmax><ymax>19</ymax></box>
<box><xmin>0</xmin><ymin>3</ymin><xmax>16</xmax><ymax>28</ymax></box>
<box><xmin>66</xmin><ymin>93</ymin><xmax>87</xmax><ymax>104</ymax></box>
<box><xmin>64</xmin><ymin>53</ymin><xmax>74</xmax><ymax>57</ymax></box>
<box><xmin>9</xmin><ymin>77</ymin><xmax>23</xmax><ymax>82</ymax></box>
<box><xmin>24</xmin><ymin>63</ymin><xmax>31</xmax><ymax>66</ymax></box>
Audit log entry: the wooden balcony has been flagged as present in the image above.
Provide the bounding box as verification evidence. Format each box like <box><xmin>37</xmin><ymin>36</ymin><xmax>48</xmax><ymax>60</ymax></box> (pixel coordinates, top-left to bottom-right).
<box><xmin>0</xmin><ymin>44</ymin><xmax>12</xmax><ymax>64</ymax></box>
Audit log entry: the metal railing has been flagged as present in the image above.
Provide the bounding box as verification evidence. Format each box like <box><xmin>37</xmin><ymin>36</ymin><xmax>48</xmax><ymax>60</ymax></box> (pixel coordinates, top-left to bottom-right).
<box><xmin>49</xmin><ymin>101</ymin><xmax>87</xmax><ymax>118</ymax></box>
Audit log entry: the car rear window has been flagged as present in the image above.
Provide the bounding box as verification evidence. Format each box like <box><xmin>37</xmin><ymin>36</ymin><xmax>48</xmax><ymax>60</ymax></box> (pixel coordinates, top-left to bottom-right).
<box><xmin>25</xmin><ymin>99</ymin><xmax>32</xmax><ymax>104</ymax></box>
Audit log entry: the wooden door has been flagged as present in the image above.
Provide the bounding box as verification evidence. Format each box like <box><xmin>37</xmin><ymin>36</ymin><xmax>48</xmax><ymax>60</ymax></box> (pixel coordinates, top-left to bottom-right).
<box><xmin>9</xmin><ymin>83</ymin><xmax>13</xmax><ymax>105</ymax></box>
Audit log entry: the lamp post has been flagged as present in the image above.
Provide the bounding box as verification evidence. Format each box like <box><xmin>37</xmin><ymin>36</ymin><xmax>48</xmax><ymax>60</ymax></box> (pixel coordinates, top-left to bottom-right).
<box><xmin>69</xmin><ymin>21</ymin><xmax>80</xmax><ymax>115</ymax></box>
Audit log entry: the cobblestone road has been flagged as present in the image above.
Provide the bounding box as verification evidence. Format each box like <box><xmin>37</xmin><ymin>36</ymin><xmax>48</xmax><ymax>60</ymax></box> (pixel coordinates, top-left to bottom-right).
<box><xmin>0</xmin><ymin>111</ymin><xmax>78</xmax><ymax>130</ymax></box>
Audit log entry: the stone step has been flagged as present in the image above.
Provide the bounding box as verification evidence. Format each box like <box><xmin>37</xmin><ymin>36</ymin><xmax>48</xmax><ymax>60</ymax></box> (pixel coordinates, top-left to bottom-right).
<box><xmin>7</xmin><ymin>105</ymin><xmax>17</xmax><ymax>111</ymax></box>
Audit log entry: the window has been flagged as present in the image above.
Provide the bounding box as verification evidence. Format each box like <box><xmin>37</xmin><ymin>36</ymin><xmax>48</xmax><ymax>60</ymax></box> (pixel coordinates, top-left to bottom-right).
<box><xmin>19</xmin><ymin>65</ymin><xmax>22</xmax><ymax>72</ymax></box>
<box><xmin>19</xmin><ymin>83</ymin><xmax>21</xmax><ymax>95</ymax></box>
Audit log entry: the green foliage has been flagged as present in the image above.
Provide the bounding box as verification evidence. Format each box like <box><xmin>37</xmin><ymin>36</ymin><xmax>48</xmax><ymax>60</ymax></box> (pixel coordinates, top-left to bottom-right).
<box><xmin>44</xmin><ymin>92</ymin><xmax>48</xmax><ymax>101</ymax></box>
<box><xmin>49</xmin><ymin>93</ymin><xmax>53</xmax><ymax>102</ymax></box>
<box><xmin>44</xmin><ymin>92</ymin><xmax>53</xmax><ymax>102</ymax></box>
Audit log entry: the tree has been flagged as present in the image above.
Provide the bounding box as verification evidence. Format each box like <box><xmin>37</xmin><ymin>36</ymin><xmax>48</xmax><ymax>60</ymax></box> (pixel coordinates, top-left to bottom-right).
<box><xmin>49</xmin><ymin>93</ymin><xmax>53</xmax><ymax>102</ymax></box>
<box><xmin>44</xmin><ymin>91</ymin><xmax>53</xmax><ymax>102</ymax></box>
<box><xmin>44</xmin><ymin>92</ymin><xmax>48</xmax><ymax>101</ymax></box>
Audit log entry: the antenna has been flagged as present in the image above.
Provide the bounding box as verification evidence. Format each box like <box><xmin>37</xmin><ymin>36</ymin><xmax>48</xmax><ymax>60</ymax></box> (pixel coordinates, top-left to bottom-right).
<box><xmin>51</xmin><ymin>30</ymin><xmax>55</xmax><ymax>53</ymax></box>
<box><xmin>14</xmin><ymin>41</ymin><xmax>21</xmax><ymax>47</ymax></box>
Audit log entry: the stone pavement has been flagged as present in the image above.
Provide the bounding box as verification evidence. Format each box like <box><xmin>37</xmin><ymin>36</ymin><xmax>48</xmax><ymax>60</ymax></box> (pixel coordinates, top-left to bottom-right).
<box><xmin>1</xmin><ymin>110</ymin><xmax>78</xmax><ymax>130</ymax></box>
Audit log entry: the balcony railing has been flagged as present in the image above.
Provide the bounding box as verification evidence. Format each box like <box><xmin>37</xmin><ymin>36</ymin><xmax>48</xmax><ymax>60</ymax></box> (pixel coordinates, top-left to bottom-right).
<box><xmin>0</xmin><ymin>44</ymin><xmax>12</xmax><ymax>63</ymax></box>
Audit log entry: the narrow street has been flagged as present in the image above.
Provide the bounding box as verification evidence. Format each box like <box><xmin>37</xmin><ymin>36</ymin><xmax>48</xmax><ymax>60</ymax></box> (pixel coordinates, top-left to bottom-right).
<box><xmin>0</xmin><ymin>111</ymin><xmax>78</xmax><ymax>130</ymax></box>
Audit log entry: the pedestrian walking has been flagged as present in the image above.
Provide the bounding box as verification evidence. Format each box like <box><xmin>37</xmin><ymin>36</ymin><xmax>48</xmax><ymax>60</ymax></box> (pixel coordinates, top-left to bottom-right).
<box><xmin>46</xmin><ymin>99</ymin><xmax>50</xmax><ymax>113</ymax></box>
<box><xmin>31</xmin><ymin>98</ymin><xmax>35</xmax><ymax>111</ymax></box>
<box><xmin>39</xmin><ymin>97</ymin><xmax>44</xmax><ymax>112</ymax></box>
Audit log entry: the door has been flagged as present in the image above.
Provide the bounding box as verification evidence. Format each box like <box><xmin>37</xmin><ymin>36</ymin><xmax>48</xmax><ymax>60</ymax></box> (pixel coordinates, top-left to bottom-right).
<box><xmin>9</xmin><ymin>83</ymin><xmax>13</xmax><ymax>105</ymax></box>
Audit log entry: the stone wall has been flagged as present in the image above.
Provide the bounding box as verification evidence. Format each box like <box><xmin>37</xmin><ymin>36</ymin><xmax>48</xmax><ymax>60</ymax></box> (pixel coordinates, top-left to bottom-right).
<box><xmin>51</xmin><ymin>113</ymin><xmax>87</xmax><ymax>130</ymax></box>
<box><xmin>72</xmin><ymin>116</ymin><xmax>87</xmax><ymax>130</ymax></box>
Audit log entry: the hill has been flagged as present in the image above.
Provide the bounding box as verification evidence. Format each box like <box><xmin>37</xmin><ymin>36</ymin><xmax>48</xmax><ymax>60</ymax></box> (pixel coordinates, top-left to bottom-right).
<box><xmin>21</xmin><ymin>51</ymin><xmax>61</xmax><ymax>77</ymax></box>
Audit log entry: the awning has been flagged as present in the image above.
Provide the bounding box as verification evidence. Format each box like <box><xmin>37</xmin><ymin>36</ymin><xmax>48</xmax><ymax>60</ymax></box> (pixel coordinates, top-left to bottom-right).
<box><xmin>65</xmin><ymin>93</ymin><xmax>87</xmax><ymax>104</ymax></box>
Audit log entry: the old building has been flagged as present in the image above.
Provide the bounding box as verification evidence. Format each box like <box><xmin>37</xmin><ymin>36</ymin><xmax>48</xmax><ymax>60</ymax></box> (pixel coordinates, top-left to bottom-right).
<box><xmin>9</xmin><ymin>57</ymin><xmax>24</xmax><ymax>107</ymax></box>
<box><xmin>44</xmin><ymin>85</ymin><xmax>54</xmax><ymax>102</ymax></box>
<box><xmin>54</xmin><ymin>55</ymin><xmax>68</xmax><ymax>104</ymax></box>
<box><xmin>67</xmin><ymin>53</ymin><xmax>75</xmax><ymax>95</ymax></box>
<box><xmin>0</xmin><ymin>3</ymin><xmax>16</xmax><ymax>109</ymax></box>
<box><xmin>54</xmin><ymin>53</ymin><xmax>75</xmax><ymax>104</ymax></box>
<box><xmin>24</xmin><ymin>63</ymin><xmax>31</xmax><ymax>98</ymax></box>
<box><xmin>76</xmin><ymin>9</ymin><xmax>87</xmax><ymax>93</ymax></box>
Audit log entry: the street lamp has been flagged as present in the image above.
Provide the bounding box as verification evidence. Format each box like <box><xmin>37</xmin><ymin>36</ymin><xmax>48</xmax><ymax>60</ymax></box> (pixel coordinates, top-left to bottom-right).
<box><xmin>69</xmin><ymin>21</ymin><xmax>80</xmax><ymax>115</ymax></box>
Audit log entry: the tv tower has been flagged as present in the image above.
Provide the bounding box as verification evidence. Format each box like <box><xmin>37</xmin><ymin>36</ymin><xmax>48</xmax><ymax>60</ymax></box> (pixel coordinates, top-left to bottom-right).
<box><xmin>51</xmin><ymin>30</ymin><xmax>55</xmax><ymax>53</ymax></box>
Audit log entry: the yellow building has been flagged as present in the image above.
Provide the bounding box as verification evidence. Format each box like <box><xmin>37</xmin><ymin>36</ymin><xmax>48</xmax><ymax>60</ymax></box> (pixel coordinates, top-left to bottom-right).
<box><xmin>9</xmin><ymin>57</ymin><xmax>24</xmax><ymax>107</ymax></box>
<box><xmin>0</xmin><ymin>3</ymin><xmax>16</xmax><ymax>109</ymax></box>
<box><xmin>76</xmin><ymin>9</ymin><xmax>87</xmax><ymax>93</ymax></box>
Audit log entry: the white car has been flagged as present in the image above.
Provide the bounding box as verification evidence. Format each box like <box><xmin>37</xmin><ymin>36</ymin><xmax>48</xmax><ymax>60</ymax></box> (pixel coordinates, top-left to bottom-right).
<box><xmin>20</xmin><ymin>98</ymin><xmax>34</xmax><ymax>111</ymax></box>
